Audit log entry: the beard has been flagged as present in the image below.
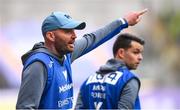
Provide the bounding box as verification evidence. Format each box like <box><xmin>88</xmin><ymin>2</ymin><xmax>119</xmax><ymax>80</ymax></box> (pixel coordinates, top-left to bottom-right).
<box><xmin>54</xmin><ymin>40</ymin><xmax>74</xmax><ymax>57</ymax></box>
<box><xmin>126</xmin><ymin>63</ymin><xmax>138</xmax><ymax>70</ymax></box>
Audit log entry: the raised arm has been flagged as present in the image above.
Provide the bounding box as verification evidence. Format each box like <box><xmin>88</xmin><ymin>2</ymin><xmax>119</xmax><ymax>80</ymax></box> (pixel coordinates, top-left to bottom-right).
<box><xmin>71</xmin><ymin>9</ymin><xmax>147</xmax><ymax>62</ymax></box>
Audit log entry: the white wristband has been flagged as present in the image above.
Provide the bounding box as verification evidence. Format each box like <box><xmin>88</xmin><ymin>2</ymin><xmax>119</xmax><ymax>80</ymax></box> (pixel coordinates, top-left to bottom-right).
<box><xmin>118</xmin><ymin>18</ymin><xmax>126</xmax><ymax>25</ymax></box>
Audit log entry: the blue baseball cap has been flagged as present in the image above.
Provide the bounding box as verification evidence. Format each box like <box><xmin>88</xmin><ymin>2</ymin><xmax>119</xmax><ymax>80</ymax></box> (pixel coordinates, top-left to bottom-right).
<box><xmin>41</xmin><ymin>11</ymin><xmax>86</xmax><ymax>35</ymax></box>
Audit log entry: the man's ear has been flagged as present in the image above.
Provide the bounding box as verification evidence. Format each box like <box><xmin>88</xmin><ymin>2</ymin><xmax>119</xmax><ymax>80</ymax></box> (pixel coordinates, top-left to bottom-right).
<box><xmin>46</xmin><ymin>31</ymin><xmax>55</xmax><ymax>42</ymax></box>
<box><xmin>116</xmin><ymin>48</ymin><xmax>125</xmax><ymax>59</ymax></box>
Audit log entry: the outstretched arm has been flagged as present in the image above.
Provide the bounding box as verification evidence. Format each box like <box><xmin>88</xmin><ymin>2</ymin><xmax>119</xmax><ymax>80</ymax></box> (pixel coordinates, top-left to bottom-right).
<box><xmin>71</xmin><ymin>18</ymin><xmax>127</xmax><ymax>62</ymax></box>
<box><xmin>71</xmin><ymin>9</ymin><xmax>147</xmax><ymax>62</ymax></box>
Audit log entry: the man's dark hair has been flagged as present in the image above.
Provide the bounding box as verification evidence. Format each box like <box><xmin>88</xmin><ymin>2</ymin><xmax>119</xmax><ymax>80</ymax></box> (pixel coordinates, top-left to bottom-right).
<box><xmin>113</xmin><ymin>33</ymin><xmax>145</xmax><ymax>57</ymax></box>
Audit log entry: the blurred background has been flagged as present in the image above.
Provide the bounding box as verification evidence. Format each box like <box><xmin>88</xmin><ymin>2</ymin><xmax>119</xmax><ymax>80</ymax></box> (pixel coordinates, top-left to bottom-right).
<box><xmin>0</xmin><ymin>0</ymin><xmax>180</xmax><ymax>109</ymax></box>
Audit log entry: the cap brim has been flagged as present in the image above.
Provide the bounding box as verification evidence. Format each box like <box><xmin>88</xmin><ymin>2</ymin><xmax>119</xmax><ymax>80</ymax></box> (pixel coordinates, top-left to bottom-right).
<box><xmin>61</xmin><ymin>21</ymin><xmax>86</xmax><ymax>30</ymax></box>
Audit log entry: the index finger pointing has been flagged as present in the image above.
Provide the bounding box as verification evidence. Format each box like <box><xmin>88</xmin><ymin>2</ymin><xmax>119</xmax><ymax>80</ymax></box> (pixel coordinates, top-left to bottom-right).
<box><xmin>138</xmin><ymin>8</ymin><xmax>148</xmax><ymax>16</ymax></box>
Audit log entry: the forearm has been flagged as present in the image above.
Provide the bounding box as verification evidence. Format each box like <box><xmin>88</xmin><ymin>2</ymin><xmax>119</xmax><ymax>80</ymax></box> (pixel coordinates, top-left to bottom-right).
<box><xmin>71</xmin><ymin>19</ymin><xmax>128</xmax><ymax>62</ymax></box>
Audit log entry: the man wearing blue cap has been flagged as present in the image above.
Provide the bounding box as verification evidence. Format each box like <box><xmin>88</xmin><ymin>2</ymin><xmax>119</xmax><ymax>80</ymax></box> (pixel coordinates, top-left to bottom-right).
<box><xmin>16</xmin><ymin>9</ymin><xmax>147</xmax><ymax>109</ymax></box>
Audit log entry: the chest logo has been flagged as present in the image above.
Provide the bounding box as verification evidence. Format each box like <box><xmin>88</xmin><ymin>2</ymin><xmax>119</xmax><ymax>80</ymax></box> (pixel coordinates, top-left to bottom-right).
<box><xmin>63</xmin><ymin>70</ymin><xmax>68</xmax><ymax>81</ymax></box>
<box><xmin>48</xmin><ymin>61</ymin><xmax>53</xmax><ymax>68</ymax></box>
